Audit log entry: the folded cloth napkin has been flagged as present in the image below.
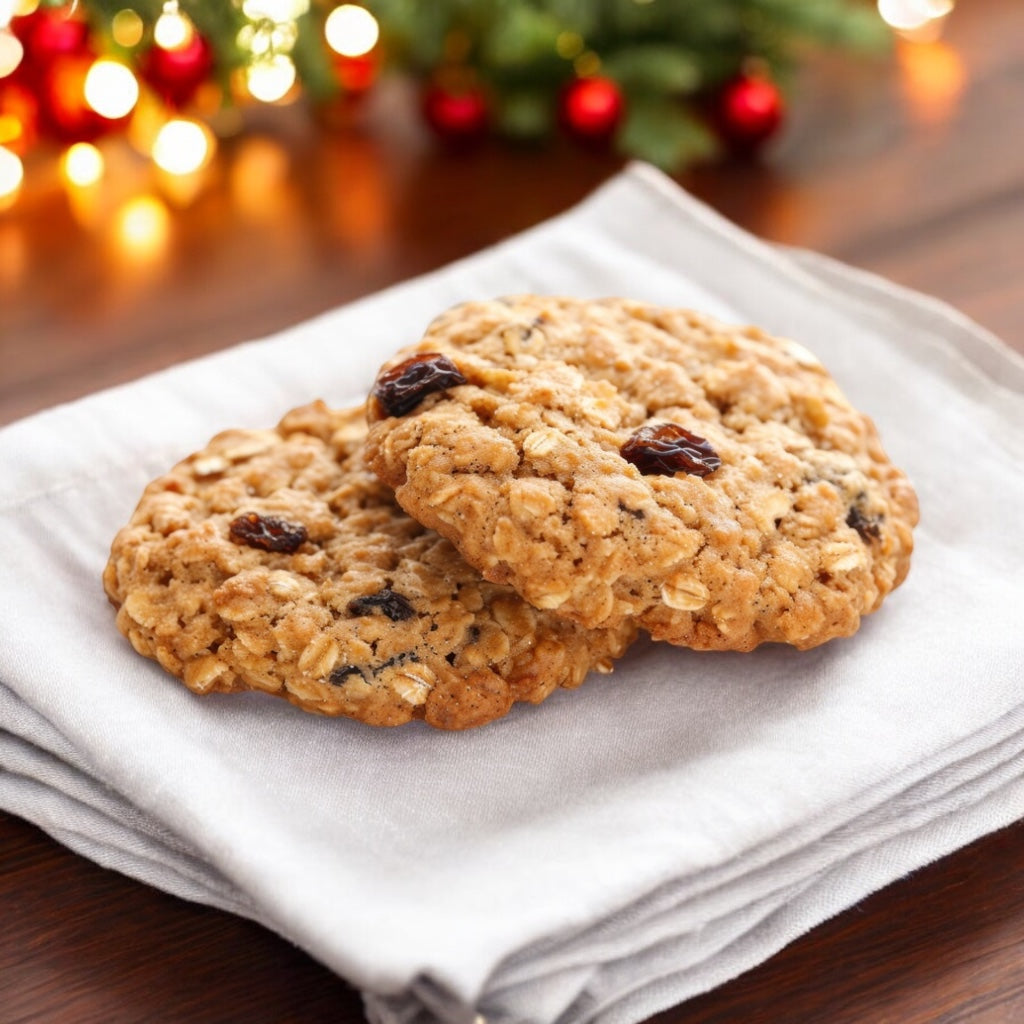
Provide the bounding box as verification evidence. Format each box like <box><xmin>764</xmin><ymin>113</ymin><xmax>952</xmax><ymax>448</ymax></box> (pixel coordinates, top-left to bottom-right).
<box><xmin>2</xmin><ymin>163</ymin><xmax>1023</xmax><ymax>1024</ymax></box>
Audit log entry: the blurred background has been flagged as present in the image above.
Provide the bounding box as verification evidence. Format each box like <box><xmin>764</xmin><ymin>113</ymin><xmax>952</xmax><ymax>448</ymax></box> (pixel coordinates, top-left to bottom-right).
<box><xmin>2</xmin><ymin>0</ymin><xmax>1019</xmax><ymax>426</ymax></box>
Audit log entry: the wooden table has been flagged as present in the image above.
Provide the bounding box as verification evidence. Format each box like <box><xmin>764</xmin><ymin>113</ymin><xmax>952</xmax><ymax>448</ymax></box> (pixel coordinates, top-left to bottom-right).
<box><xmin>3</xmin><ymin>1</ymin><xmax>1023</xmax><ymax>1020</ymax></box>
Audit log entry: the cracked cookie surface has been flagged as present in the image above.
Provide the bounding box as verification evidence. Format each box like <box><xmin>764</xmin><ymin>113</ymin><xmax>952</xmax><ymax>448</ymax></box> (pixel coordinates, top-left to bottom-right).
<box><xmin>364</xmin><ymin>296</ymin><xmax>919</xmax><ymax>651</ymax></box>
<box><xmin>103</xmin><ymin>401</ymin><xmax>635</xmax><ymax>729</ymax></box>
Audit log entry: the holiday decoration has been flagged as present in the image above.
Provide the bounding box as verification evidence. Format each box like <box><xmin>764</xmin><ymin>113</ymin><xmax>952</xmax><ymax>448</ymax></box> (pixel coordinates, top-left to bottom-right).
<box><xmin>422</xmin><ymin>76</ymin><xmax>490</xmax><ymax>144</ymax></box>
<box><xmin>139</xmin><ymin>31</ymin><xmax>214</xmax><ymax>109</ymax></box>
<box><xmin>18</xmin><ymin>4</ymin><xmax>90</xmax><ymax>66</ymax></box>
<box><xmin>715</xmin><ymin>72</ymin><xmax>786</xmax><ymax>155</ymax></box>
<box><xmin>877</xmin><ymin>0</ymin><xmax>956</xmax><ymax>40</ymax></box>
<box><xmin>559</xmin><ymin>75</ymin><xmax>624</xmax><ymax>146</ymax></box>
<box><xmin>12</xmin><ymin>5</ymin><xmax>94</xmax><ymax>141</ymax></box>
<box><xmin>0</xmin><ymin>0</ymin><xmax>899</xmax><ymax>214</ymax></box>
<box><xmin>324</xmin><ymin>3</ymin><xmax>379</xmax><ymax>93</ymax></box>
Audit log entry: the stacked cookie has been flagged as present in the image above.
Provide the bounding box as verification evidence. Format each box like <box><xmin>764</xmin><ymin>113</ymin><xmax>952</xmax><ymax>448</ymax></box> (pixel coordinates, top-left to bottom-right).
<box><xmin>104</xmin><ymin>297</ymin><xmax>918</xmax><ymax>729</ymax></box>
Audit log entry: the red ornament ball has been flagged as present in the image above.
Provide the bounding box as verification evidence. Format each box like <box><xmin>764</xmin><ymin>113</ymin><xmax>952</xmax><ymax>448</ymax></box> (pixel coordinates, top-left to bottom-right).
<box><xmin>559</xmin><ymin>75</ymin><xmax>624</xmax><ymax>145</ymax></box>
<box><xmin>10</xmin><ymin>8</ymin><xmax>111</xmax><ymax>144</ymax></box>
<box><xmin>140</xmin><ymin>33</ymin><xmax>215</xmax><ymax>108</ymax></box>
<box><xmin>716</xmin><ymin>73</ymin><xmax>785</xmax><ymax>154</ymax></box>
<box><xmin>38</xmin><ymin>51</ymin><xmax>113</xmax><ymax>143</ymax></box>
<box><xmin>332</xmin><ymin>52</ymin><xmax>377</xmax><ymax>94</ymax></box>
<box><xmin>14</xmin><ymin>6</ymin><xmax>91</xmax><ymax>69</ymax></box>
<box><xmin>421</xmin><ymin>82</ymin><xmax>490</xmax><ymax>143</ymax></box>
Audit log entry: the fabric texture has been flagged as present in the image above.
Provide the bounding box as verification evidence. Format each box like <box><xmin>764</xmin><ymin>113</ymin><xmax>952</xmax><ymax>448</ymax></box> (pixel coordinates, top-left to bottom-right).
<box><xmin>1</xmin><ymin>164</ymin><xmax>1022</xmax><ymax>1024</ymax></box>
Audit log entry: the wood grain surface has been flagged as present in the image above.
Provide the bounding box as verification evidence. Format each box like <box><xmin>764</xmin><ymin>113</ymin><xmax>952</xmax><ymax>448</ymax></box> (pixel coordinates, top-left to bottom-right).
<box><xmin>3</xmin><ymin>1</ymin><xmax>1024</xmax><ymax>1021</ymax></box>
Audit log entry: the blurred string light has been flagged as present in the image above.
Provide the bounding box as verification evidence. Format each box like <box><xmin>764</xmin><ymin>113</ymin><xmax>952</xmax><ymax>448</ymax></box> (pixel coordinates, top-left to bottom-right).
<box><xmin>0</xmin><ymin>24</ymin><xmax>22</xmax><ymax>76</ymax></box>
<box><xmin>61</xmin><ymin>140</ymin><xmax>104</xmax><ymax>186</ymax></box>
<box><xmin>0</xmin><ymin>1</ymin><xmax>382</xmax><ymax>214</ymax></box>
<box><xmin>0</xmin><ymin>0</ymin><xmax>23</xmax><ymax>210</ymax></box>
<box><xmin>83</xmin><ymin>59</ymin><xmax>140</xmax><ymax>119</ymax></box>
<box><xmin>0</xmin><ymin>0</ymin><xmax>26</xmax><ymax>114</ymax></box>
<box><xmin>0</xmin><ymin>141</ymin><xmax>22</xmax><ymax>207</ymax></box>
<box><xmin>113</xmin><ymin>193</ymin><xmax>170</xmax><ymax>258</ymax></box>
<box><xmin>245</xmin><ymin>52</ymin><xmax>296</xmax><ymax>102</ymax></box>
<box><xmin>0</xmin><ymin>0</ymin><xmax>37</xmax><ymax>36</ymax></box>
<box><xmin>876</xmin><ymin>0</ymin><xmax>963</xmax><ymax>124</ymax></box>
<box><xmin>153</xmin><ymin>1</ymin><xmax>193</xmax><ymax>51</ymax></box>
<box><xmin>151</xmin><ymin>117</ymin><xmax>211</xmax><ymax>175</ymax></box>
<box><xmin>238</xmin><ymin>0</ymin><xmax>308</xmax><ymax>103</ymax></box>
<box><xmin>877</xmin><ymin>0</ymin><xmax>955</xmax><ymax>41</ymax></box>
<box><xmin>324</xmin><ymin>4</ymin><xmax>378</xmax><ymax>58</ymax></box>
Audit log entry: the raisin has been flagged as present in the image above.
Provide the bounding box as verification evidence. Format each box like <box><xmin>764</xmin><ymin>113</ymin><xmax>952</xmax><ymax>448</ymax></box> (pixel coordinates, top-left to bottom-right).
<box><xmin>347</xmin><ymin>588</ymin><xmax>416</xmax><ymax>622</ymax></box>
<box><xmin>620</xmin><ymin>423</ymin><xmax>722</xmax><ymax>477</ymax></box>
<box><xmin>846</xmin><ymin>505</ymin><xmax>882</xmax><ymax>543</ymax></box>
<box><xmin>328</xmin><ymin>665</ymin><xmax>365</xmax><ymax>686</ymax></box>
<box><xmin>228</xmin><ymin>512</ymin><xmax>307</xmax><ymax>553</ymax></box>
<box><xmin>328</xmin><ymin>651</ymin><xmax>419</xmax><ymax>686</ymax></box>
<box><xmin>372</xmin><ymin>352</ymin><xmax>467</xmax><ymax>417</ymax></box>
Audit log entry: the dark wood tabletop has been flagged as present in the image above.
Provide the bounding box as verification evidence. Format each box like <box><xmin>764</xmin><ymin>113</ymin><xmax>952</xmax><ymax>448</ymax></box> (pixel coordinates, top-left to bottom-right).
<box><xmin>3</xmin><ymin>1</ymin><xmax>1024</xmax><ymax>1021</ymax></box>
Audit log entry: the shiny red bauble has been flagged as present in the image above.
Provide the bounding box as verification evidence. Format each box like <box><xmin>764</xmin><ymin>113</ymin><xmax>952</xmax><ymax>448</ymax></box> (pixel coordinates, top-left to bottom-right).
<box><xmin>332</xmin><ymin>52</ymin><xmax>377</xmax><ymax>94</ymax></box>
<box><xmin>14</xmin><ymin>6</ymin><xmax>91</xmax><ymax>67</ymax></box>
<box><xmin>559</xmin><ymin>75</ymin><xmax>624</xmax><ymax>145</ymax></box>
<box><xmin>139</xmin><ymin>33</ymin><xmax>215</xmax><ymax>108</ymax></box>
<box><xmin>38</xmin><ymin>51</ymin><xmax>108</xmax><ymax>142</ymax></box>
<box><xmin>9</xmin><ymin>6</ymin><xmax>111</xmax><ymax>143</ymax></box>
<box><xmin>716</xmin><ymin>73</ymin><xmax>785</xmax><ymax>154</ymax></box>
<box><xmin>421</xmin><ymin>82</ymin><xmax>490</xmax><ymax>143</ymax></box>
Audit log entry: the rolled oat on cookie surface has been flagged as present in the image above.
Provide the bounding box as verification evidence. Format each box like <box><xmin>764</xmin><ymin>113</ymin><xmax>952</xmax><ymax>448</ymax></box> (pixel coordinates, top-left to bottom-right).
<box><xmin>364</xmin><ymin>296</ymin><xmax>918</xmax><ymax>651</ymax></box>
<box><xmin>103</xmin><ymin>401</ymin><xmax>635</xmax><ymax>729</ymax></box>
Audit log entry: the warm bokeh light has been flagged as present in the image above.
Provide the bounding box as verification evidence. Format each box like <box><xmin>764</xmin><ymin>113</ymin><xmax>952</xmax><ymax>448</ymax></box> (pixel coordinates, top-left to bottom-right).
<box><xmin>898</xmin><ymin>38</ymin><xmax>965</xmax><ymax>124</ymax></box>
<box><xmin>245</xmin><ymin>55</ymin><xmax>296</xmax><ymax>102</ymax></box>
<box><xmin>0</xmin><ymin>144</ymin><xmax>23</xmax><ymax>206</ymax></box>
<box><xmin>113</xmin><ymin>195</ymin><xmax>170</xmax><ymax>257</ymax></box>
<box><xmin>324</xmin><ymin>5</ymin><xmax>379</xmax><ymax>58</ymax></box>
<box><xmin>153</xmin><ymin>2</ymin><xmax>194</xmax><ymax>51</ymax></box>
<box><xmin>0</xmin><ymin>28</ymin><xmax>23</xmax><ymax>77</ymax></box>
<box><xmin>111</xmin><ymin>9</ymin><xmax>145</xmax><ymax>48</ymax></box>
<box><xmin>152</xmin><ymin>117</ymin><xmax>213</xmax><ymax>175</ymax></box>
<box><xmin>0</xmin><ymin>114</ymin><xmax>19</xmax><ymax>147</ymax></box>
<box><xmin>237</xmin><ymin>18</ymin><xmax>298</xmax><ymax>59</ymax></box>
<box><xmin>61</xmin><ymin>141</ymin><xmax>104</xmax><ymax>186</ymax></box>
<box><xmin>0</xmin><ymin>76</ymin><xmax>32</xmax><ymax>151</ymax></box>
<box><xmin>555</xmin><ymin>31</ymin><xmax>584</xmax><ymax>60</ymax></box>
<box><xmin>238</xmin><ymin>23</ymin><xmax>268</xmax><ymax>58</ymax></box>
<box><xmin>241</xmin><ymin>0</ymin><xmax>309</xmax><ymax>21</ymax></box>
<box><xmin>878</xmin><ymin>0</ymin><xmax>954</xmax><ymax>40</ymax></box>
<box><xmin>1</xmin><ymin>0</ymin><xmax>39</xmax><ymax>24</ymax></box>
<box><xmin>230</xmin><ymin>135</ymin><xmax>291</xmax><ymax>220</ymax></box>
<box><xmin>84</xmin><ymin>60</ymin><xmax>140</xmax><ymax>120</ymax></box>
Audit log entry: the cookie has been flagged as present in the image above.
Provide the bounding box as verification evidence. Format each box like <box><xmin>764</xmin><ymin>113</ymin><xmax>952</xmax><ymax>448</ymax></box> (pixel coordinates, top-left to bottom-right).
<box><xmin>364</xmin><ymin>296</ymin><xmax>918</xmax><ymax>651</ymax></box>
<box><xmin>103</xmin><ymin>401</ymin><xmax>636</xmax><ymax>729</ymax></box>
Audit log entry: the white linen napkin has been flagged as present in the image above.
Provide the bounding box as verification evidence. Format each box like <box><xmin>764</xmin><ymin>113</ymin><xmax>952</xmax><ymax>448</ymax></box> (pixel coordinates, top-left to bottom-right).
<box><xmin>1</xmin><ymin>163</ymin><xmax>1022</xmax><ymax>1024</ymax></box>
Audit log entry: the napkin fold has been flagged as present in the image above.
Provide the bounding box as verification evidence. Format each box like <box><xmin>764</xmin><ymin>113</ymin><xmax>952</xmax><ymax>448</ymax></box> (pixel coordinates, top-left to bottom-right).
<box><xmin>1</xmin><ymin>164</ymin><xmax>1022</xmax><ymax>1024</ymax></box>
